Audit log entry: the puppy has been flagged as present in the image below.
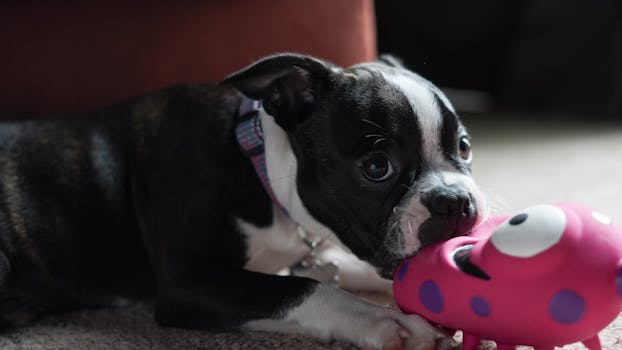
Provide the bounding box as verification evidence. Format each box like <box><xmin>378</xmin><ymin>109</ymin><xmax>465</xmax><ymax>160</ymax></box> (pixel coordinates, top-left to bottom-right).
<box><xmin>0</xmin><ymin>53</ymin><xmax>485</xmax><ymax>349</ymax></box>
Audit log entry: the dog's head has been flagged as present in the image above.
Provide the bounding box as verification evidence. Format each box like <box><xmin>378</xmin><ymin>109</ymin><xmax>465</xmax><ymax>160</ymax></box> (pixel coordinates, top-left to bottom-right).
<box><xmin>223</xmin><ymin>53</ymin><xmax>487</xmax><ymax>275</ymax></box>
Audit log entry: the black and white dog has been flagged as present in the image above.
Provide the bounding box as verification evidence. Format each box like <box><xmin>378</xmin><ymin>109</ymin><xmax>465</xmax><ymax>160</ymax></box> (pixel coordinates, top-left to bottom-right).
<box><xmin>0</xmin><ymin>54</ymin><xmax>486</xmax><ymax>349</ymax></box>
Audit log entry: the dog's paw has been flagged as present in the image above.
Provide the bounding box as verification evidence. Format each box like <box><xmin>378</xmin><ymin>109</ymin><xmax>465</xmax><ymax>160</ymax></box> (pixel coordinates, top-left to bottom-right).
<box><xmin>320</xmin><ymin>287</ymin><xmax>451</xmax><ymax>350</ymax></box>
<box><xmin>244</xmin><ymin>284</ymin><xmax>455</xmax><ymax>350</ymax></box>
<box><xmin>359</xmin><ymin>309</ymin><xmax>452</xmax><ymax>350</ymax></box>
<box><xmin>405</xmin><ymin>335</ymin><xmax>460</xmax><ymax>350</ymax></box>
<box><xmin>353</xmin><ymin>309</ymin><xmax>407</xmax><ymax>349</ymax></box>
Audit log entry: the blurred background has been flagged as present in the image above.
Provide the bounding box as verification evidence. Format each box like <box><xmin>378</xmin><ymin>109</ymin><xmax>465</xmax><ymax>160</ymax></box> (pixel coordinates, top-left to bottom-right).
<box><xmin>376</xmin><ymin>0</ymin><xmax>622</xmax><ymax>119</ymax></box>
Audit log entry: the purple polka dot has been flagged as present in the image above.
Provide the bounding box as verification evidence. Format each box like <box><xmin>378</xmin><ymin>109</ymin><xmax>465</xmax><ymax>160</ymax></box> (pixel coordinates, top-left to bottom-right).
<box><xmin>419</xmin><ymin>280</ymin><xmax>443</xmax><ymax>314</ymax></box>
<box><xmin>470</xmin><ymin>296</ymin><xmax>491</xmax><ymax>317</ymax></box>
<box><xmin>617</xmin><ymin>267</ymin><xmax>622</xmax><ymax>298</ymax></box>
<box><xmin>397</xmin><ymin>261</ymin><xmax>410</xmax><ymax>282</ymax></box>
<box><xmin>549</xmin><ymin>290</ymin><xmax>585</xmax><ymax>324</ymax></box>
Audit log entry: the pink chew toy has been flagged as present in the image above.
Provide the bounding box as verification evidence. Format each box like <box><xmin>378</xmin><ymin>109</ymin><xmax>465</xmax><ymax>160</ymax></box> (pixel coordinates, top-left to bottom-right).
<box><xmin>393</xmin><ymin>202</ymin><xmax>622</xmax><ymax>350</ymax></box>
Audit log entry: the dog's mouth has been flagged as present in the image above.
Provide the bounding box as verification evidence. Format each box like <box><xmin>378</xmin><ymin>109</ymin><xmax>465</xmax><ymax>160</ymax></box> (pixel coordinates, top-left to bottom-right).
<box><xmin>418</xmin><ymin>214</ymin><xmax>478</xmax><ymax>247</ymax></box>
<box><xmin>377</xmin><ymin>203</ymin><xmax>483</xmax><ymax>279</ymax></box>
<box><xmin>376</xmin><ymin>221</ymin><xmax>463</xmax><ymax>279</ymax></box>
<box><xmin>451</xmin><ymin>244</ymin><xmax>490</xmax><ymax>280</ymax></box>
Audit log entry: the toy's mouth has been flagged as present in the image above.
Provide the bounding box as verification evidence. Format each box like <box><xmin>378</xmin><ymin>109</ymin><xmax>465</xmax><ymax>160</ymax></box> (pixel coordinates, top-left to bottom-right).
<box><xmin>452</xmin><ymin>244</ymin><xmax>490</xmax><ymax>280</ymax></box>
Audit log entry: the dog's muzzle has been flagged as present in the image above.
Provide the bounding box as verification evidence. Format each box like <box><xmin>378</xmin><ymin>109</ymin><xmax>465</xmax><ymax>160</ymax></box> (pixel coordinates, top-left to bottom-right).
<box><xmin>419</xmin><ymin>185</ymin><xmax>478</xmax><ymax>246</ymax></box>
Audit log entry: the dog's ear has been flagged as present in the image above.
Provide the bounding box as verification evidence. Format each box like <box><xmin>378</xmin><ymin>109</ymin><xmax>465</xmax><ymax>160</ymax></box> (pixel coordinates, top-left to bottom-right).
<box><xmin>221</xmin><ymin>53</ymin><xmax>334</xmax><ymax>131</ymax></box>
<box><xmin>378</xmin><ymin>54</ymin><xmax>405</xmax><ymax>69</ymax></box>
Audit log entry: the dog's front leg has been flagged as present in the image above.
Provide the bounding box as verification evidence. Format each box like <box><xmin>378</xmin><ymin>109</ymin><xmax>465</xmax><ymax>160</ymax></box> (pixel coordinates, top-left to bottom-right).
<box><xmin>155</xmin><ymin>266</ymin><xmax>452</xmax><ymax>350</ymax></box>
<box><xmin>245</xmin><ymin>281</ymin><xmax>455</xmax><ymax>350</ymax></box>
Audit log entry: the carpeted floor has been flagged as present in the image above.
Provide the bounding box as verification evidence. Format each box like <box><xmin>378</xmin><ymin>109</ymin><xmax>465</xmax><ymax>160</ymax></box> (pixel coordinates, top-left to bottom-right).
<box><xmin>1</xmin><ymin>116</ymin><xmax>621</xmax><ymax>349</ymax></box>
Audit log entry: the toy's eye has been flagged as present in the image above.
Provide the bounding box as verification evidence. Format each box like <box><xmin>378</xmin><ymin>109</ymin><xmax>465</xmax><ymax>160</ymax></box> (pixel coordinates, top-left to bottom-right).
<box><xmin>491</xmin><ymin>204</ymin><xmax>567</xmax><ymax>258</ymax></box>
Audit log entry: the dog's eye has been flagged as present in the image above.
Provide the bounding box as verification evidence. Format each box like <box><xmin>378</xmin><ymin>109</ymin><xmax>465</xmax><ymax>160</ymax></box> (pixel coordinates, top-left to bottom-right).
<box><xmin>458</xmin><ymin>136</ymin><xmax>472</xmax><ymax>161</ymax></box>
<box><xmin>361</xmin><ymin>153</ymin><xmax>394</xmax><ymax>182</ymax></box>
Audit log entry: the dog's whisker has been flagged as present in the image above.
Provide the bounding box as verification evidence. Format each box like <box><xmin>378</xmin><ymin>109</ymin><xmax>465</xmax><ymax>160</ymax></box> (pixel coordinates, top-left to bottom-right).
<box><xmin>372</xmin><ymin>138</ymin><xmax>388</xmax><ymax>148</ymax></box>
<box><xmin>400</xmin><ymin>183</ymin><xmax>415</xmax><ymax>191</ymax></box>
<box><xmin>364</xmin><ymin>134</ymin><xmax>385</xmax><ymax>139</ymax></box>
<box><xmin>471</xmin><ymin>200</ymin><xmax>495</xmax><ymax>232</ymax></box>
<box><xmin>360</xmin><ymin>118</ymin><xmax>387</xmax><ymax>132</ymax></box>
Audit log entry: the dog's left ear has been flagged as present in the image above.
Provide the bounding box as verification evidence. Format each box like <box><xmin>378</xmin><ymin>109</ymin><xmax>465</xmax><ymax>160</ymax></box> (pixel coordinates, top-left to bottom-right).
<box><xmin>222</xmin><ymin>53</ymin><xmax>334</xmax><ymax>131</ymax></box>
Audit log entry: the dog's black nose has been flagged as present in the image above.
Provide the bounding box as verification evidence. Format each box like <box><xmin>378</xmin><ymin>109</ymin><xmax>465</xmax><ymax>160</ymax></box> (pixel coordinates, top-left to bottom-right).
<box><xmin>423</xmin><ymin>187</ymin><xmax>478</xmax><ymax>238</ymax></box>
<box><xmin>429</xmin><ymin>191</ymin><xmax>473</xmax><ymax>219</ymax></box>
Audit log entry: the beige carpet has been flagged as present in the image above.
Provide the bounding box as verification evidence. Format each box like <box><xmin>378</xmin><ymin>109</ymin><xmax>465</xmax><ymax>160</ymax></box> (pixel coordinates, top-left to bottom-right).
<box><xmin>1</xmin><ymin>116</ymin><xmax>621</xmax><ymax>349</ymax></box>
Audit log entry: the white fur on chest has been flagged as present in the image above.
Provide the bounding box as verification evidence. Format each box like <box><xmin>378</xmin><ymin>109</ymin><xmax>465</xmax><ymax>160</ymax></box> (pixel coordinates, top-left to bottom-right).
<box><xmin>238</xmin><ymin>108</ymin><xmax>336</xmax><ymax>274</ymax></box>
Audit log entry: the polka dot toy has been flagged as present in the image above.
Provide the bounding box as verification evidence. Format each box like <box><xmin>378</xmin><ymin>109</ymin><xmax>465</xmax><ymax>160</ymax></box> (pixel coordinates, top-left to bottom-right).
<box><xmin>393</xmin><ymin>202</ymin><xmax>622</xmax><ymax>350</ymax></box>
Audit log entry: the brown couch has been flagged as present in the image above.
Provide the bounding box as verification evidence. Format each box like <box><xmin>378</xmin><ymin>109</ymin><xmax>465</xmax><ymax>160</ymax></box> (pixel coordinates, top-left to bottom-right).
<box><xmin>0</xmin><ymin>0</ymin><xmax>376</xmax><ymax>117</ymax></box>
